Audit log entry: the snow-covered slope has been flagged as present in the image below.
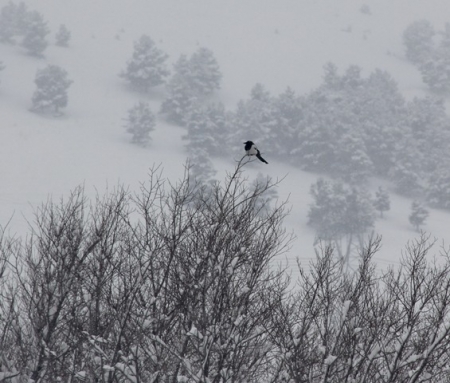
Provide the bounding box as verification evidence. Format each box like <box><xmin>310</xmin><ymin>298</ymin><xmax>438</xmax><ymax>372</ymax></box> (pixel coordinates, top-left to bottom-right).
<box><xmin>1</xmin><ymin>0</ymin><xmax>450</xmax><ymax>276</ymax></box>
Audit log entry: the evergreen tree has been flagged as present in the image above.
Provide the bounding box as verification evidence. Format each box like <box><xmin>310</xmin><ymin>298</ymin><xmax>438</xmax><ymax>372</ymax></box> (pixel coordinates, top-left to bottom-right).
<box><xmin>292</xmin><ymin>87</ymin><xmax>342</xmax><ymax>171</ymax></box>
<box><xmin>120</xmin><ymin>35</ymin><xmax>170</xmax><ymax>91</ymax></box>
<box><xmin>55</xmin><ymin>24</ymin><xmax>71</xmax><ymax>47</ymax></box>
<box><xmin>426</xmin><ymin>167</ymin><xmax>450</xmax><ymax>209</ymax></box>
<box><xmin>361</xmin><ymin>70</ymin><xmax>406</xmax><ymax>175</ymax></box>
<box><xmin>160</xmin><ymin>49</ymin><xmax>222</xmax><ymax>125</ymax></box>
<box><xmin>0</xmin><ymin>1</ymin><xmax>28</xmax><ymax>43</ymax></box>
<box><xmin>409</xmin><ymin>200</ymin><xmax>429</xmax><ymax>231</ymax></box>
<box><xmin>419</xmin><ymin>23</ymin><xmax>450</xmax><ymax>93</ymax></box>
<box><xmin>123</xmin><ymin>101</ymin><xmax>155</xmax><ymax>145</ymax></box>
<box><xmin>332</xmin><ymin>132</ymin><xmax>373</xmax><ymax>184</ymax></box>
<box><xmin>31</xmin><ymin>65</ymin><xmax>72</xmax><ymax>115</ymax></box>
<box><xmin>184</xmin><ymin>103</ymin><xmax>231</xmax><ymax>158</ymax></box>
<box><xmin>188</xmin><ymin>47</ymin><xmax>222</xmax><ymax>96</ymax></box>
<box><xmin>389</xmin><ymin>138</ymin><xmax>424</xmax><ymax>197</ymax></box>
<box><xmin>160</xmin><ymin>74</ymin><xmax>198</xmax><ymax>126</ymax></box>
<box><xmin>160</xmin><ymin>54</ymin><xmax>198</xmax><ymax>125</ymax></box>
<box><xmin>322</xmin><ymin>62</ymin><xmax>341</xmax><ymax>90</ymax></box>
<box><xmin>231</xmin><ymin>84</ymin><xmax>275</xmax><ymax>158</ymax></box>
<box><xmin>374</xmin><ymin>186</ymin><xmax>390</xmax><ymax>218</ymax></box>
<box><xmin>308</xmin><ymin>178</ymin><xmax>375</xmax><ymax>241</ymax></box>
<box><xmin>184</xmin><ymin>105</ymin><xmax>217</xmax><ymax>156</ymax></box>
<box><xmin>268</xmin><ymin>87</ymin><xmax>302</xmax><ymax>160</ymax></box>
<box><xmin>21</xmin><ymin>10</ymin><xmax>49</xmax><ymax>56</ymax></box>
<box><xmin>403</xmin><ymin>97</ymin><xmax>450</xmax><ymax>177</ymax></box>
<box><xmin>203</xmin><ymin>102</ymin><xmax>231</xmax><ymax>157</ymax></box>
<box><xmin>403</xmin><ymin>19</ymin><xmax>435</xmax><ymax>65</ymax></box>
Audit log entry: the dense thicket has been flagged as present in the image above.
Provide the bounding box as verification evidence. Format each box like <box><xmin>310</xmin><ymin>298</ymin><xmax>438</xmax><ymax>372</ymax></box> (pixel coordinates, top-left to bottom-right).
<box><xmin>1</xmin><ymin>166</ymin><xmax>450</xmax><ymax>382</ymax></box>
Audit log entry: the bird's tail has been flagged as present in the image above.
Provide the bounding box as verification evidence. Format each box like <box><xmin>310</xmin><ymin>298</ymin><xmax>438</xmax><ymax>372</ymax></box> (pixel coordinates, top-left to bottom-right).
<box><xmin>257</xmin><ymin>153</ymin><xmax>269</xmax><ymax>164</ymax></box>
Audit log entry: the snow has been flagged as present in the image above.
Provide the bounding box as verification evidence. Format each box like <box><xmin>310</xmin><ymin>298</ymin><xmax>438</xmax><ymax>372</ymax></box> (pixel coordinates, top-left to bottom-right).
<box><xmin>1</xmin><ymin>0</ymin><xmax>450</xmax><ymax>280</ymax></box>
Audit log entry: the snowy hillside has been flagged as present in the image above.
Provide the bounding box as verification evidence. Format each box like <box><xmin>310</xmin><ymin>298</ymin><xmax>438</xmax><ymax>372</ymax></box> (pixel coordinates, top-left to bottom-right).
<box><xmin>1</xmin><ymin>0</ymin><xmax>450</xmax><ymax>276</ymax></box>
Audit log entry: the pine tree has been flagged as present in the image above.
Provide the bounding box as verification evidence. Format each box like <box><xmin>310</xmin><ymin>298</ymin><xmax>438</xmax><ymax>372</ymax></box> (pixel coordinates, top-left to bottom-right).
<box><xmin>160</xmin><ymin>49</ymin><xmax>222</xmax><ymax>126</ymax></box>
<box><xmin>184</xmin><ymin>106</ymin><xmax>216</xmax><ymax>155</ymax></box>
<box><xmin>374</xmin><ymin>186</ymin><xmax>390</xmax><ymax>218</ymax></box>
<box><xmin>403</xmin><ymin>20</ymin><xmax>435</xmax><ymax>65</ymax></box>
<box><xmin>188</xmin><ymin>47</ymin><xmax>222</xmax><ymax>96</ymax></box>
<box><xmin>409</xmin><ymin>200</ymin><xmax>429</xmax><ymax>231</ymax></box>
<box><xmin>204</xmin><ymin>102</ymin><xmax>231</xmax><ymax>157</ymax></box>
<box><xmin>419</xmin><ymin>23</ymin><xmax>450</xmax><ymax>93</ymax></box>
<box><xmin>31</xmin><ymin>65</ymin><xmax>72</xmax><ymax>115</ymax></box>
<box><xmin>291</xmin><ymin>87</ymin><xmax>338</xmax><ymax>171</ymax></box>
<box><xmin>55</xmin><ymin>24</ymin><xmax>71</xmax><ymax>47</ymax></box>
<box><xmin>308</xmin><ymin>178</ymin><xmax>375</xmax><ymax>241</ymax></box>
<box><xmin>21</xmin><ymin>10</ymin><xmax>49</xmax><ymax>56</ymax></box>
<box><xmin>0</xmin><ymin>1</ymin><xmax>28</xmax><ymax>43</ymax></box>
<box><xmin>322</xmin><ymin>62</ymin><xmax>341</xmax><ymax>90</ymax></box>
<box><xmin>406</xmin><ymin>97</ymin><xmax>450</xmax><ymax>174</ymax></box>
<box><xmin>184</xmin><ymin>103</ymin><xmax>230</xmax><ymax>158</ymax></box>
<box><xmin>160</xmin><ymin>73</ymin><xmax>198</xmax><ymax>126</ymax></box>
<box><xmin>231</xmin><ymin>84</ymin><xmax>275</xmax><ymax>158</ymax></box>
<box><xmin>123</xmin><ymin>102</ymin><xmax>155</xmax><ymax>145</ymax></box>
<box><xmin>269</xmin><ymin>87</ymin><xmax>302</xmax><ymax>161</ymax></box>
<box><xmin>120</xmin><ymin>35</ymin><xmax>170</xmax><ymax>91</ymax></box>
<box><xmin>389</xmin><ymin>138</ymin><xmax>424</xmax><ymax>197</ymax></box>
<box><xmin>332</xmin><ymin>132</ymin><xmax>373</xmax><ymax>184</ymax></box>
<box><xmin>361</xmin><ymin>69</ymin><xmax>406</xmax><ymax>175</ymax></box>
<box><xmin>426</xmin><ymin>167</ymin><xmax>450</xmax><ymax>209</ymax></box>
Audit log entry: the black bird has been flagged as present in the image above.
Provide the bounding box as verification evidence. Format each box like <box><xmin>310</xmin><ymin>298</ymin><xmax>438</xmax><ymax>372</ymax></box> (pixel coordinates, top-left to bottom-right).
<box><xmin>243</xmin><ymin>141</ymin><xmax>268</xmax><ymax>164</ymax></box>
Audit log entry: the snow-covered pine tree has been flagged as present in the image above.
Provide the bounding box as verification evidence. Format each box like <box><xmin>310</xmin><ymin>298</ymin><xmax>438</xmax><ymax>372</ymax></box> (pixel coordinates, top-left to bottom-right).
<box><xmin>120</xmin><ymin>34</ymin><xmax>170</xmax><ymax>91</ymax></box>
<box><xmin>308</xmin><ymin>178</ymin><xmax>375</xmax><ymax>242</ymax></box>
<box><xmin>403</xmin><ymin>96</ymin><xmax>450</xmax><ymax>175</ymax></box>
<box><xmin>184</xmin><ymin>104</ymin><xmax>220</xmax><ymax>157</ymax></box>
<box><xmin>403</xmin><ymin>19</ymin><xmax>435</xmax><ymax>65</ymax></box>
<box><xmin>291</xmin><ymin>87</ymin><xmax>339</xmax><ymax>171</ymax></box>
<box><xmin>21</xmin><ymin>10</ymin><xmax>49</xmax><ymax>56</ymax></box>
<box><xmin>230</xmin><ymin>84</ymin><xmax>275</xmax><ymax>158</ymax></box>
<box><xmin>204</xmin><ymin>102</ymin><xmax>231</xmax><ymax>157</ymax></box>
<box><xmin>188</xmin><ymin>46</ymin><xmax>222</xmax><ymax>96</ymax></box>
<box><xmin>419</xmin><ymin>23</ymin><xmax>450</xmax><ymax>93</ymax></box>
<box><xmin>55</xmin><ymin>24</ymin><xmax>71</xmax><ymax>47</ymax></box>
<box><xmin>31</xmin><ymin>65</ymin><xmax>72</xmax><ymax>115</ymax></box>
<box><xmin>161</xmin><ymin>75</ymin><xmax>198</xmax><ymax>126</ymax></box>
<box><xmin>183</xmin><ymin>102</ymin><xmax>232</xmax><ymax>159</ymax></box>
<box><xmin>361</xmin><ymin>69</ymin><xmax>405</xmax><ymax>175</ymax></box>
<box><xmin>123</xmin><ymin>101</ymin><xmax>155</xmax><ymax>145</ymax></box>
<box><xmin>389</xmin><ymin>138</ymin><xmax>424</xmax><ymax>197</ymax></box>
<box><xmin>426</xmin><ymin>167</ymin><xmax>450</xmax><ymax>209</ymax></box>
<box><xmin>263</xmin><ymin>87</ymin><xmax>302</xmax><ymax>162</ymax></box>
<box><xmin>308</xmin><ymin>178</ymin><xmax>376</xmax><ymax>267</ymax></box>
<box><xmin>331</xmin><ymin>132</ymin><xmax>373</xmax><ymax>184</ymax></box>
<box><xmin>374</xmin><ymin>186</ymin><xmax>390</xmax><ymax>218</ymax></box>
<box><xmin>409</xmin><ymin>200</ymin><xmax>429</xmax><ymax>231</ymax></box>
<box><xmin>160</xmin><ymin>55</ymin><xmax>198</xmax><ymax>125</ymax></box>
<box><xmin>0</xmin><ymin>1</ymin><xmax>28</xmax><ymax>43</ymax></box>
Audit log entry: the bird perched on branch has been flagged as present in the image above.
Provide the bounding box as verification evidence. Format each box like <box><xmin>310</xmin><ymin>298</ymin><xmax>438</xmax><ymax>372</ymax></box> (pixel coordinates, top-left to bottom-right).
<box><xmin>243</xmin><ymin>141</ymin><xmax>268</xmax><ymax>164</ymax></box>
